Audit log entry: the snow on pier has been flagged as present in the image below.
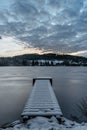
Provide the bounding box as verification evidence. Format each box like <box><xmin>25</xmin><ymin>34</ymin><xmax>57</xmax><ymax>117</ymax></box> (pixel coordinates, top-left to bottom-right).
<box><xmin>21</xmin><ymin>77</ymin><xmax>62</xmax><ymax>118</ymax></box>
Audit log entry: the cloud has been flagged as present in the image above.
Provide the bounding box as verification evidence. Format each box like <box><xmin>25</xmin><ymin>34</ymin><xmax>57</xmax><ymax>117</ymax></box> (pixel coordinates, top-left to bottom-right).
<box><xmin>69</xmin><ymin>50</ymin><xmax>87</xmax><ymax>57</ymax></box>
<box><xmin>13</xmin><ymin>0</ymin><xmax>38</xmax><ymax>20</ymax></box>
<box><xmin>0</xmin><ymin>36</ymin><xmax>23</xmax><ymax>56</ymax></box>
<box><xmin>0</xmin><ymin>0</ymin><xmax>87</xmax><ymax>56</ymax></box>
<box><xmin>0</xmin><ymin>36</ymin><xmax>46</xmax><ymax>57</ymax></box>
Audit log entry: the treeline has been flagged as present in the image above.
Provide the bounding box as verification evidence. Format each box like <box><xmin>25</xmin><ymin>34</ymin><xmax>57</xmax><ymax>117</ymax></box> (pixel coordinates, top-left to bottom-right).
<box><xmin>0</xmin><ymin>53</ymin><xmax>87</xmax><ymax>66</ymax></box>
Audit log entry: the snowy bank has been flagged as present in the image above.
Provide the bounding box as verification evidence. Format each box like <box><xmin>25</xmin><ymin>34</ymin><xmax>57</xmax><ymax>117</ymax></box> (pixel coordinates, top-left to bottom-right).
<box><xmin>0</xmin><ymin>116</ymin><xmax>87</xmax><ymax>130</ymax></box>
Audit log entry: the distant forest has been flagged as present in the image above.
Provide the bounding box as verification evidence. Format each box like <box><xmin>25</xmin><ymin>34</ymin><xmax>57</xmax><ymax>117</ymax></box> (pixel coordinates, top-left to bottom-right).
<box><xmin>0</xmin><ymin>53</ymin><xmax>87</xmax><ymax>66</ymax></box>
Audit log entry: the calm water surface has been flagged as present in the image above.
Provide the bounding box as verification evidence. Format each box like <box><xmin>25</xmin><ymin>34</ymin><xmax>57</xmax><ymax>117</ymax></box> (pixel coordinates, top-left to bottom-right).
<box><xmin>0</xmin><ymin>67</ymin><xmax>87</xmax><ymax>125</ymax></box>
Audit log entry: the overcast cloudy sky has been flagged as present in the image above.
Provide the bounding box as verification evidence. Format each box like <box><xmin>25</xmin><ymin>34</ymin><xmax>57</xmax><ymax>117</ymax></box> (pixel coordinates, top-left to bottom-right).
<box><xmin>0</xmin><ymin>0</ymin><xmax>87</xmax><ymax>57</ymax></box>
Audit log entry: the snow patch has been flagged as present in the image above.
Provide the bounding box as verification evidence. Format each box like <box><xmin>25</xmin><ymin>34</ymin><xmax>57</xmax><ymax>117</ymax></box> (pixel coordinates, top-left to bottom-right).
<box><xmin>0</xmin><ymin>116</ymin><xmax>87</xmax><ymax>130</ymax></box>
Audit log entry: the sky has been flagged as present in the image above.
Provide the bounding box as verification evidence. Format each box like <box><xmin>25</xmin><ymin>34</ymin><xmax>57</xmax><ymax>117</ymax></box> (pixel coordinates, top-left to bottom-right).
<box><xmin>0</xmin><ymin>0</ymin><xmax>87</xmax><ymax>57</ymax></box>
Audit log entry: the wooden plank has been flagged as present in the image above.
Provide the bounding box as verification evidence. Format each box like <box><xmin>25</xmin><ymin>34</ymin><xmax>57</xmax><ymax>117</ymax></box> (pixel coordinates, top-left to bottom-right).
<box><xmin>21</xmin><ymin>78</ymin><xmax>62</xmax><ymax>118</ymax></box>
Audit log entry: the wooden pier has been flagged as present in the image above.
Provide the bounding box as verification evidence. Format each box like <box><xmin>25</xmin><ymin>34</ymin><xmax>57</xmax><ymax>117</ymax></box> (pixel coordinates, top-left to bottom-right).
<box><xmin>21</xmin><ymin>77</ymin><xmax>62</xmax><ymax>119</ymax></box>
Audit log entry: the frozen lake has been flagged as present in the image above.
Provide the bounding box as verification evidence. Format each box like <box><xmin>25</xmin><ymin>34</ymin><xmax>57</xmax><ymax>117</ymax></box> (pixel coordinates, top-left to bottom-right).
<box><xmin>0</xmin><ymin>67</ymin><xmax>87</xmax><ymax>125</ymax></box>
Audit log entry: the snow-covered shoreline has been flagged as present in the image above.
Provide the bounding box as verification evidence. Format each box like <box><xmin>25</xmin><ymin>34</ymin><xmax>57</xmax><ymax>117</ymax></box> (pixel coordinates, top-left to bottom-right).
<box><xmin>1</xmin><ymin>116</ymin><xmax>87</xmax><ymax>130</ymax></box>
